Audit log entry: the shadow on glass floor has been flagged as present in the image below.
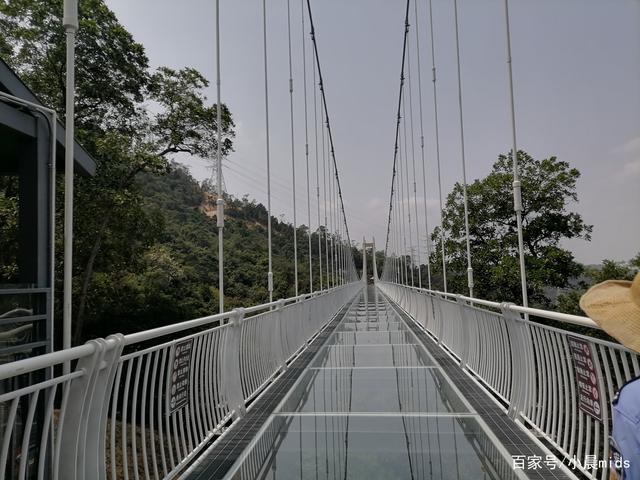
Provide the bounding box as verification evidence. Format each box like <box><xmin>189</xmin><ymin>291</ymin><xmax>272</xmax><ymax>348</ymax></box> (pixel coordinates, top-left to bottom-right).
<box><xmin>228</xmin><ymin>415</ymin><xmax>520</xmax><ymax>480</ymax></box>
<box><xmin>279</xmin><ymin>368</ymin><xmax>469</xmax><ymax>414</ymax></box>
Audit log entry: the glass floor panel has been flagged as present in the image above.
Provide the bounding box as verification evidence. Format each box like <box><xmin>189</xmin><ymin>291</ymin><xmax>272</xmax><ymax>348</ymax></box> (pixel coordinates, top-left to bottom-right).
<box><xmin>311</xmin><ymin>344</ymin><xmax>436</xmax><ymax>368</ymax></box>
<box><xmin>228</xmin><ymin>415</ymin><xmax>519</xmax><ymax>480</ymax></box>
<box><xmin>345</xmin><ymin>313</ymin><xmax>395</xmax><ymax>323</ymax></box>
<box><xmin>329</xmin><ymin>330</ymin><xmax>415</xmax><ymax>345</ymax></box>
<box><xmin>337</xmin><ymin>321</ymin><xmax>406</xmax><ymax>332</ymax></box>
<box><xmin>279</xmin><ymin>368</ymin><xmax>469</xmax><ymax>413</ymax></box>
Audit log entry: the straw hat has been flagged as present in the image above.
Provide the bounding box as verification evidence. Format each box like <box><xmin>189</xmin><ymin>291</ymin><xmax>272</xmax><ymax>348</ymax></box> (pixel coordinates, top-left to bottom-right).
<box><xmin>580</xmin><ymin>272</ymin><xmax>640</xmax><ymax>353</ymax></box>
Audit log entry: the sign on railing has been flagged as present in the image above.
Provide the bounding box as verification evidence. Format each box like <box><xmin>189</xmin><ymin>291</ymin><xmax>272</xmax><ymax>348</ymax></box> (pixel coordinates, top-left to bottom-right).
<box><xmin>568</xmin><ymin>335</ymin><xmax>602</xmax><ymax>421</ymax></box>
<box><xmin>167</xmin><ymin>338</ymin><xmax>194</xmax><ymax>414</ymax></box>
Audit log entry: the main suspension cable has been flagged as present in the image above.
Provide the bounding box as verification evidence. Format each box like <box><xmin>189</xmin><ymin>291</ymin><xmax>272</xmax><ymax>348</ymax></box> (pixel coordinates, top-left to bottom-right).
<box><xmin>305</xmin><ymin>0</ymin><xmax>356</xmax><ymax>272</ymax></box>
<box><xmin>382</xmin><ymin>0</ymin><xmax>411</xmax><ymax>281</ymax></box>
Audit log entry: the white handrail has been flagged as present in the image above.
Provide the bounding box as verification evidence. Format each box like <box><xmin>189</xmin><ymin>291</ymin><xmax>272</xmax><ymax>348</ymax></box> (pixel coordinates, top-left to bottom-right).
<box><xmin>0</xmin><ymin>343</ymin><xmax>96</xmax><ymax>380</ymax></box>
<box><xmin>123</xmin><ymin>285</ymin><xmax>344</xmax><ymax>345</ymax></box>
<box><xmin>399</xmin><ymin>283</ymin><xmax>599</xmax><ymax>329</ymax></box>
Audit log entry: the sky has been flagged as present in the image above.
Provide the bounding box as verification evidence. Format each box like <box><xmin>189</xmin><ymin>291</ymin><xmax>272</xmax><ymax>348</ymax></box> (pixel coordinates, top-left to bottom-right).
<box><xmin>106</xmin><ymin>0</ymin><xmax>640</xmax><ymax>265</ymax></box>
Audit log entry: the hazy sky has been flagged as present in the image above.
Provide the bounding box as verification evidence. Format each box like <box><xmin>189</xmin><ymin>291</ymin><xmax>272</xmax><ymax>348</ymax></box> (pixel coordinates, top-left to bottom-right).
<box><xmin>106</xmin><ymin>0</ymin><xmax>639</xmax><ymax>265</ymax></box>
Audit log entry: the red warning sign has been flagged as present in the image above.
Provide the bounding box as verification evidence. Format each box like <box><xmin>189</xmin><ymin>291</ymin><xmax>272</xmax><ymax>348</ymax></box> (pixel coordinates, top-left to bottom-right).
<box><xmin>568</xmin><ymin>336</ymin><xmax>602</xmax><ymax>421</ymax></box>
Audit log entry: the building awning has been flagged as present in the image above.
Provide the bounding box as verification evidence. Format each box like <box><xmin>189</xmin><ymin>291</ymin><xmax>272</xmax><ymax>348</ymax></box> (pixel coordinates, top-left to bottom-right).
<box><xmin>0</xmin><ymin>58</ymin><xmax>97</xmax><ymax>177</ymax></box>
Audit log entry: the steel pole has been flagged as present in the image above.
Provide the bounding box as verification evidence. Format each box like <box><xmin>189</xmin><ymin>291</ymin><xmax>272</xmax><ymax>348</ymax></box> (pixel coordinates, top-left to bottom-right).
<box><xmin>62</xmin><ymin>0</ymin><xmax>78</xmax><ymax>358</ymax></box>
<box><xmin>503</xmin><ymin>0</ymin><xmax>528</xmax><ymax>308</ymax></box>
<box><xmin>215</xmin><ymin>0</ymin><xmax>225</xmax><ymax>313</ymax></box>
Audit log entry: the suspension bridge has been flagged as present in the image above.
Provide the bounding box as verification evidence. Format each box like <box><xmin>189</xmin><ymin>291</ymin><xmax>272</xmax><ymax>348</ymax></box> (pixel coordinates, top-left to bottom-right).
<box><xmin>0</xmin><ymin>0</ymin><xmax>638</xmax><ymax>479</ymax></box>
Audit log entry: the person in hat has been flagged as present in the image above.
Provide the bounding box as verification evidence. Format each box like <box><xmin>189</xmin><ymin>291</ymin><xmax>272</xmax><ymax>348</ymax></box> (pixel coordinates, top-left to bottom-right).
<box><xmin>581</xmin><ymin>272</ymin><xmax>640</xmax><ymax>480</ymax></box>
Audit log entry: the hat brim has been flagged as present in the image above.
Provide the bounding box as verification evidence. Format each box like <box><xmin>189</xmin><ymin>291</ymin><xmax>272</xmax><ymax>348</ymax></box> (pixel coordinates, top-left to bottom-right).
<box><xmin>580</xmin><ymin>280</ymin><xmax>640</xmax><ymax>353</ymax></box>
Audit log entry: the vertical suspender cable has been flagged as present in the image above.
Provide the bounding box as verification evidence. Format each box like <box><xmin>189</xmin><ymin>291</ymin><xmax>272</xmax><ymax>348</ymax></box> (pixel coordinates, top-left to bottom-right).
<box><xmin>414</xmin><ymin>0</ymin><xmax>432</xmax><ymax>290</ymax></box>
<box><xmin>395</xmin><ymin>204</ymin><xmax>400</xmax><ymax>284</ymax></box>
<box><xmin>262</xmin><ymin>0</ymin><xmax>274</xmax><ymax>302</ymax></box>
<box><xmin>321</xmin><ymin>103</ymin><xmax>330</xmax><ymax>288</ymax></box>
<box><xmin>337</xmin><ymin>174</ymin><xmax>342</xmax><ymax>284</ymax></box>
<box><xmin>401</xmin><ymin>92</ymin><xmax>415</xmax><ymax>287</ymax></box>
<box><xmin>397</xmin><ymin>198</ymin><xmax>403</xmax><ymax>284</ymax></box>
<box><xmin>427</xmin><ymin>0</ymin><xmax>448</xmax><ymax>292</ymax></box>
<box><xmin>398</xmin><ymin>125</ymin><xmax>404</xmax><ymax>284</ymax></box>
<box><xmin>392</xmin><ymin>191</ymin><xmax>398</xmax><ymax>283</ymax></box>
<box><xmin>327</xmin><ymin>134</ymin><xmax>333</xmax><ymax>288</ymax></box>
<box><xmin>215</xmin><ymin>0</ymin><xmax>225</xmax><ymax>312</ymax></box>
<box><xmin>301</xmin><ymin>0</ymin><xmax>313</xmax><ymax>293</ymax></box>
<box><xmin>503</xmin><ymin>0</ymin><xmax>528</xmax><ymax>308</ymax></box>
<box><xmin>62</xmin><ymin>0</ymin><xmax>78</xmax><ymax>355</ymax></box>
<box><xmin>329</xmin><ymin>130</ymin><xmax>336</xmax><ymax>288</ymax></box>
<box><xmin>402</xmin><ymin>145</ymin><xmax>410</xmax><ymax>285</ymax></box>
<box><xmin>335</xmin><ymin>181</ymin><xmax>340</xmax><ymax>285</ymax></box>
<box><xmin>335</xmin><ymin>178</ymin><xmax>339</xmax><ymax>286</ymax></box>
<box><xmin>398</xmin><ymin>143</ymin><xmax>409</xmax><ymax>285</ymax></box>
<box><xmin>286</xmin><ymin>0</ymin><xmax>299</xmax><ymax>297</ymax></box>
<box><xmin>406</xmin><ymin>39</ymin><xmax>423</xmax><ymax>289</ymax></box>
<box><xmin>453</xmin><ymin>0</ymin><xmax>474</xmax><ymax>297</ymax></box>
<box><xmin>313</xmin><ymin>59</ymin><xmax>323</xmax><ymax>291</ymax></box>
<box><xmin>399</xmin><ymin>120</ymin><xmax>407</xmax><ymax>284</ymax></box>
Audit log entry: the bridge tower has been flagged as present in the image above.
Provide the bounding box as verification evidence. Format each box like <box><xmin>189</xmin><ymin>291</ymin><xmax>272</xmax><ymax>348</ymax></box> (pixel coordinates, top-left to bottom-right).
<box><xmin>362</xmin><ymin>237</ymin><xmax>377</xmax><ymax>284</ymax></box>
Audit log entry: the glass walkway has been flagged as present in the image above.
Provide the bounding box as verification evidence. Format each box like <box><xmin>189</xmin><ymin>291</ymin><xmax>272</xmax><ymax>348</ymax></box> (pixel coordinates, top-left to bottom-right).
<box><xmin>203</xmin><ymin>287</ymin><xmax>526</xmax><ymax>479</ymax></box>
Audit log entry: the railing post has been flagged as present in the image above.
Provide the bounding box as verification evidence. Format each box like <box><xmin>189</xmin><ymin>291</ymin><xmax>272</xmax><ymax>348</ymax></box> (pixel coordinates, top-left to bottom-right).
<box><xmin>225</xmin><ymin>308</ymin><xmax>246</xmax><ymax>419</ymax></box>
<box><xmin>58</xmin><ymin>339</ymin><xmax>109</xmax><ymax>480</ymax></box>
<box><xmin>501</xmin><ymin>302</ymin><xmax>527</xmax><ymax>420</ymax></box>
<box><xmin>276</xmin><ymin>299</ymin><xmax>288</xmax><ymax>372</ymax></box>
<box><xmin>91</xmin><ymin>334</ymin><xmax>125</xmax><ymax>480</ymax></box>
<box><xmin>456</xmin><ymin>295</ymin><xmax>470</xmax><ymax>370</ymax></box>
<box><xmin>435</xmin><ymin>295</ymin><xmax>445</xmax><ymax>344</ymax></box>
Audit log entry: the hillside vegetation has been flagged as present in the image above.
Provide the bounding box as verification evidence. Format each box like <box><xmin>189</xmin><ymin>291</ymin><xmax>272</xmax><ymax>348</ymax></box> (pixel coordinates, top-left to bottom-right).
<box><xmin>83</xmin><ymin>163</ymin><xmax>341</xmax><ymax>340</ymax></box>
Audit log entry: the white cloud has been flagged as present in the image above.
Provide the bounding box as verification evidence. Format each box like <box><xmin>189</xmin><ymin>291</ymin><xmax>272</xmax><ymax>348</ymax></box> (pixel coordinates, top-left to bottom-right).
<box><xmin>366</xmin><ymin>197</ymin><xmax>384</xmax><ymax>209</ymax></box>
<box><xmin>623</xmin><ymin>158</ymin><xmax>640</xmax><ymax>176</ymax></box>
<box><xmin>612</xmin><ymin>137</ymin><xmax>640</xmax><ymax>178</ymax></box>
<box><xmin>615</xmin><ymin>137</ymin><xmax>640</xmax><ymax>155</ymax></box>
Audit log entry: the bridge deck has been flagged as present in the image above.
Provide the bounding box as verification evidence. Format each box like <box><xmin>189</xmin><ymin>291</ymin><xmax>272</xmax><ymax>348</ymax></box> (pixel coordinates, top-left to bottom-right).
<box><xmin>184</xmin><ymin>287</ymin><xmax>570</xmax><ymax>480</ymax></box>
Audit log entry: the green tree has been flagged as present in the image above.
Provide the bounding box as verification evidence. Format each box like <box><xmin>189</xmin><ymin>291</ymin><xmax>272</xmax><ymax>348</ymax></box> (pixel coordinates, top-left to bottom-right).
<box><xmin>431</xmin><ymin>151</ymin><xmax>592</xmax><ymax>306</ymax></box>
<box><xmin>1</xmin><ymin>0</ymin><xmax>235</xmax><ymax>343</ymax></box>
<box><xmin>589</xmin><ymin>259</ymin><xmax>635</xmax><ymax>283</ymax></box>
<box><xmin>556</xmin><ymin>256</ymin><xmax>638</xmax><ymax>315</ymax></box>
<box><xmin>0</xmin><ymin>0</ymin><xmax>149</xmax><ymax>133</ymax></box>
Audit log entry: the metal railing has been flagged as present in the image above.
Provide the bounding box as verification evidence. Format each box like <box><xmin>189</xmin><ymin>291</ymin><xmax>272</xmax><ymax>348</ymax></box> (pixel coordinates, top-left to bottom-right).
<box><xmin>0</xmin><ymin>282</ymin><xmax>361</xmax><ymax>480</ymax></box>
<box><xmin>0</xmin><ymin>289</ymin><xmax>51</xmax><ymax>362</ymax></box>
<box><xmin>378</xmin><ymin>281</ymin><xmax>640</xmax><ymax>480</ymax></box>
